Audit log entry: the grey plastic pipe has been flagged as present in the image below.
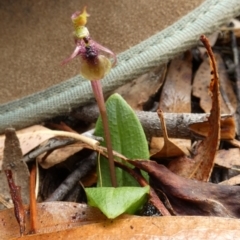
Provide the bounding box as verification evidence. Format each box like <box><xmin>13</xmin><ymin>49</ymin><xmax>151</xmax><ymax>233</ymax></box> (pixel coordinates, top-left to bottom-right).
<box><xmin>0</xmin><ymin>0</ymin><xmax>239</xmax><ymax>133</ymax></box>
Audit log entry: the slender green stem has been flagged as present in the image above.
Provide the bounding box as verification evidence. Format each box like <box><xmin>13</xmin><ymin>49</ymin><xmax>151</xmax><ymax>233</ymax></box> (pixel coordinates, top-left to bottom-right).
<box><xmin>91</xmin><ymin>80</ymin><xmax>117</xmax><ymax>187</ymax></box>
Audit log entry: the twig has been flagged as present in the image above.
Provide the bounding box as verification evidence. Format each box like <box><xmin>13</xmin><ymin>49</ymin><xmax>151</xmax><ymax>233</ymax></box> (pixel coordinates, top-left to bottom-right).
<box><xmin>23</xmin><ymin>138</ymin><xmax>76</xmax><ymax>163</ymax></box>
<box><xmin>29</xmin><ymin>163</ymin><xmax>37</xmax><ymax>234</ymax></box>
<box><xmin>45</xmin><ymin>153</ymin><xmax>97</xmax><ymax>202</ymax></box>
<box><xmin>73</xmin><ymin>105</ymin><xmax>233</xmax><ymax>140</ymax></box>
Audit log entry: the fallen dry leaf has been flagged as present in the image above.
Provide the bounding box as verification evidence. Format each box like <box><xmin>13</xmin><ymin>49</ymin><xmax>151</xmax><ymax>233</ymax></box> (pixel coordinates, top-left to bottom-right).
<box><xmin>0</xmin><ymin>202</ymin><xmax>107</xmax><ymax>239</ymax></box>
<box><xmin>219</xmin><ymin>174</ymin><xmax>240</xmax><ymax>186</ymax></box>
<box><xmin>0</xmin><ymin>129</ymin><xmax>29</xmax><ymax>211</ymax></box>
<box><xmin>215</xmin><ymin>148</ymin><xmax>240</xmax><ymax>170</ymax></box>
<box><xmin>151</xmin><ymin>110</ymin><xmax>187</xmax><ymax>158</ymax></box>
<box><xmin>153</xmin><ymin>53</ymin><xmax>192</xmax><ymax>157</ymax></box>
<box><xmin>37</xmin><ymin>142</ymin><xmax>84</xmax><ymax>169</ymax></box>
<box><xmin>226</xmin><ymin>139</ymin><xmax>240</xmax><ymax>148</ymax></box>
<box><xmin>115</xmin><ymin>65</ymin><xmax>166</xmax><ymax>110</ymax></box>
<box><xmin>167</xmin><ymin>155</ymin><xmax>197</xmax><ymax>177</ymax></box>
<box><xmin>150</xmin><ymin>137</ymin><xmax>189</xmax><ymax>156</ymax></box>
<box><xmin>222</xmin><ymin>19</ymin><xmax>240</xmax><ymax>38</ymax></box>
<box><xmin>128</xmin><ymin>160</ymin><xmax>240</xmax><ymax>218</ymax></box>
<box><xmin>0</xmin><ymin>126</ymin><xmax>53</xmax><ymax>170</ymax></box>
<box><xmin>159</xmin><ymin>53</ymin><xmax>192</xmax><ymax>113</ymax></box>
<box><xmin>9</xmin><ymin>216</ymin><xmax>240</xmax><ymax>240</ymax></box>
<box><xmin>192</xmin><ymin>53</ymin><xmax>237</xmax><ymax>114</ymax></box>
<box><xmin>0</xmin><ymin>125</ymin><xmax>99</xmax><ymax>170</ymax></box>
<box><xmin>189</xmin><ymin>36</ymin><xmax>221</xmax><ymax>181</ymax></box>
<box><xmin>189</xmin><ymin>115</ymin><xmax>235</xmax><ymax>139</ymax></box>
<box><xmin>158</xmin><ymin>36</ymin><xmax>221</xmax><ymax>181</ymax></box>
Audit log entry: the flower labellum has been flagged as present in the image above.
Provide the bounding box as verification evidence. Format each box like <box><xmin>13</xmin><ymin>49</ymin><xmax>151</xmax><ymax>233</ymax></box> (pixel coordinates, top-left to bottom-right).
<box><xmin>80</xmin><ymin>45</ymin><xmax>112</xmax><ymax>80</ymax></box>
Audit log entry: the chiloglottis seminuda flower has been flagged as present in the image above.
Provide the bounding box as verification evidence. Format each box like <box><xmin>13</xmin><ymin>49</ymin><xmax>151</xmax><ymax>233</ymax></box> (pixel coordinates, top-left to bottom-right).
<box><xmin>62</xmin><ymin>7</ymin><xmax>116</xmax><ymax>81</ymax></box>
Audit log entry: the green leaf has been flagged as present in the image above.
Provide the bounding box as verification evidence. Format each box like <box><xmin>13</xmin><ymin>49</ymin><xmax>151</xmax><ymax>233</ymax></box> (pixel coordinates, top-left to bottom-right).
<box><xmin>85</xmin><ymin>186</ymin><xmax>150</xmax><ymax>219</ymax></box>
<box><xmin>94</xmin><ymin>93</ymin><xmax>149</xmax><ymax>187</ymax></box>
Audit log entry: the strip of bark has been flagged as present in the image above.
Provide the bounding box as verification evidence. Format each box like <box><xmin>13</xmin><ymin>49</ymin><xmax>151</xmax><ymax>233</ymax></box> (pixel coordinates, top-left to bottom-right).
<box><xmin>5</xmin><ymin>169</ymin><xmax>25</xmax><ymax>236</ymax></box>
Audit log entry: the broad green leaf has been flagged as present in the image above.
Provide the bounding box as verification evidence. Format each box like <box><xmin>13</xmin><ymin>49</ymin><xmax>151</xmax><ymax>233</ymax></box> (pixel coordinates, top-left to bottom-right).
<box><xmin>94</xmin><ymin>93</ymin><xmax>149</xmax><ymax>187</ymax></box>
<box><xmin>85</xmin><ymin>186</ymin><xmax>150</xmax><ymax>219</ymax></box>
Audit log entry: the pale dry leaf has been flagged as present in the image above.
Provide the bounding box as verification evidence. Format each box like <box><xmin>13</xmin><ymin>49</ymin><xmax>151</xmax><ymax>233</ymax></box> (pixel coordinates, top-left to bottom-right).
<box><xmin>155</xmin><ymin>53</ymin><xmax>192</xmax><ymax>157</ymax></box>
<box><xmin>115</xmin><ymin>65</ymin><xmax>166</xmax><ymax>110</ymax></box>
<box><xmin>0</xmin><ymin>202</ymin><xmax>107</xmax><ymax>239</ymax></box>
<box><xmin>219</xmin><ymin>174</ymin><xmax>240</xmax><ymax>186</ymax></box>
<box><xmin>0</xmin><ymin>125</ymin><xmax>50</xmax><ymax>170</ymax></box>
<box><xmin>198</xmin><ymin>31</ymin><xmax>219</xmax><ymax>57</ymax></box>
<box><xmin>192</xmin><ymin>53</ymin><xmax>237</xmax><ymax>114</ymax></box>
<box><xmin>229</xmin><ymin>19</ymin><xmax>240</xmax><ymax>37</ymax></box>
<box><xmin>150</xmin><ymin>137</ymin><xmax>189</xmax><ymax>157</ymax></box>
<box><xmin>215</xmin><ymin>148</ymin><xmax>240</xmax><ymax>170</ymax></box>
<box><xmin>159</xmin><ymin>53</ymin><xmax>192</xmax><ymax>113</ymax></box>
<box><xmin>9</xmin><ymin>216</ymin><xmax>240</xmax><ymax>240</ymax></box>
<box><xmin>189</xmin><ymin>115</ymin><xmax>235</xmax><ymax>140</ymax></box>
<box><xmin>38</xmin><ymin>142</ymin><xmax>84</xmax><ymax>169</ymax></box>
<box><xmin>0</xmin><ymin>125</ymin><xmax>99</xmax><ymax>170</ymax></box>
<box><xmin>169</xmin><ymin>37</ymin><xmax>221</xmax><ymax>181</ymax></box>
<box><xmin>226</xmin><ymin>139</ymin><xmax>240</xmax><ymax>148</ymax></box>
<box><xmin>152</xmin><ymin>110</ymin><xmax>187</xmax><ymax>158</ymax></box>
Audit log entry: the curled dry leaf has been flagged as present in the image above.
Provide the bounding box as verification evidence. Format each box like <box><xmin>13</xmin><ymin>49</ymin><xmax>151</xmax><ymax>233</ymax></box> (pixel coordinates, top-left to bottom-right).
<box><xmin>150</xmin><ymin>137</ymin><xmax>189</xmax><ymax>157</ymax></box>
<box><xmin>128</xmin><ymin>160</ymin><xmax>240</xmax><ymax>218</ymax></box>
<box><xmin>169</xmin><ymin>36</ymin><xmax>221</xmax><ymax>181</ymax></box>
<box><xmin>189</xmin><ymin>36</ymin><xmax>221</xmax><ymax>181</ymax></box>
<box><xmin>151</xmin><ymin>109</ymin><xmax>187</xmax><ymax>158</ymax></box>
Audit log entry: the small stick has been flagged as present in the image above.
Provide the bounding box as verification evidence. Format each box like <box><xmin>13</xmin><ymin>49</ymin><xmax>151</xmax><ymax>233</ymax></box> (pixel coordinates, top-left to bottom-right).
<box><xmin>73</xmin><ymin>105</ymin><xmax>234</xmax><ymax>140</ymax></box>
<box><xmin>45</xmin><ymin>153</ymin><xmax>97</xmax><ymax>202</ymax></box>
<box><xmin>29</xmin><ymin>163</ymin><xmax>37</xmax><ymax>234</ymax></box>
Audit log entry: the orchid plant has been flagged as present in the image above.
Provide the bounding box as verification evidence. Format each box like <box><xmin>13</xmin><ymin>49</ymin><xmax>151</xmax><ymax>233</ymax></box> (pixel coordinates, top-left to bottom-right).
<box><xmin>62</xmin><ymin>7</ymin><xmax>117</xmax><ymax>187</ymax></box>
